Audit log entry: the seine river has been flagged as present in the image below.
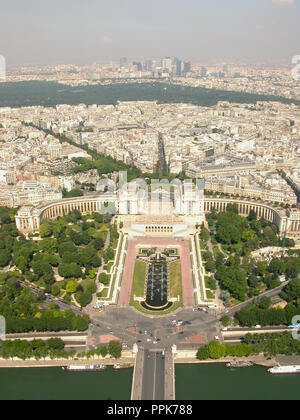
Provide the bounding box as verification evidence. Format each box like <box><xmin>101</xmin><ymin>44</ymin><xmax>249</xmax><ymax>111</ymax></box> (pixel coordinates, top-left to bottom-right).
<box><xmin>0</xmin><ymin>366</ymin><xmax>133</xmax><ymax>400</ymax></box>
<box><xmin>1</xmin><ymin>364</ymin><xmax>300</xmax><ymax>400</ymax></box>
<box><xmin>175</xmin><ymin>364</ymin><xmax>300</xmax><ymax>400</ymax></box>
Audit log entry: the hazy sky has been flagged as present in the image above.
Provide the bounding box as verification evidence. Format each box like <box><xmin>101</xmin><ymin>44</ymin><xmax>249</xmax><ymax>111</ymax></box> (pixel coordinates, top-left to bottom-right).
<box><xmin>0</xmin><ymin>0</ymin><xmax>299</xmax><ymax>66</ymax></box>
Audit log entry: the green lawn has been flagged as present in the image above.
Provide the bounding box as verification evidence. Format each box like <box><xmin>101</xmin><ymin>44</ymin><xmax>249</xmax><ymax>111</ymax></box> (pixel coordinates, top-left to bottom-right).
<box><xmin>130</xmin><ymin>300</ymin><xmax>182</xmax><ymax>316</ymax></box>
<box><xmin>131</xmin><ymin>260</ymin><xmax>147</xmax><ymax>298</ymax></box>
<box><xmin>169</xmin><ymin>260</ymin><xmax>182</xmax><ymax>300</ymax></box>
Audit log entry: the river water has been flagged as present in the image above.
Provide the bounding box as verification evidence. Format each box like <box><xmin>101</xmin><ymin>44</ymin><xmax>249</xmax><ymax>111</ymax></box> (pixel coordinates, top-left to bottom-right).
<box><xmin>175</xmin><ymin>363</ymin><xmax>300</xmax><ymax>400</ymax></box>
<box><xmin>1</xmin><ymin>363</ymin><xmax>300</xmax><ymax>400</ymax></box>
<box><xmin>0</xmin><ymin>366</ymin><xmax>132</xmax><ymax>400</ymax></box>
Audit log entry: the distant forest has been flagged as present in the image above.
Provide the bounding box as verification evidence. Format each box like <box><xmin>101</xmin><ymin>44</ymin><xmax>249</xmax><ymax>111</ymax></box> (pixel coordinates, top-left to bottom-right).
<box><xmin>0</xmin><ymin>81</ymin><xmax>299</xmax><ymax>108</ymax></box>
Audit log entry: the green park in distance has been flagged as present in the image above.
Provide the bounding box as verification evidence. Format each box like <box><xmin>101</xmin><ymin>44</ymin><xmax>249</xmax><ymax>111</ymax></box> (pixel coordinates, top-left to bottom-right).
<box><xmin>0</xmin><ymin>81</ymin><xmax>300</xmax><ymax>108</ymax></box>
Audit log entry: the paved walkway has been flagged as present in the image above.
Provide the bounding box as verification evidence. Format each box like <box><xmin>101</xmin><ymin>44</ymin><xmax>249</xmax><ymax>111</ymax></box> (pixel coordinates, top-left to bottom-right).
<box><xmin>119</xmin><ymin>239</ymin><xmax>136</xmax><ymax>306</ymax></box>
<box><xmin>0</xmin><ymin>357</ymin><xmax>135</xmax><ymax>369</ymax></box>
<box><xmin>131</xmin><ymin>349</ymin><xmax>144</xmax><ymax>400</ymax></box>
<box><xmin>164</xmin><ymin>350</ymin><xmax>175</xmax><ymax>400</ymax></box>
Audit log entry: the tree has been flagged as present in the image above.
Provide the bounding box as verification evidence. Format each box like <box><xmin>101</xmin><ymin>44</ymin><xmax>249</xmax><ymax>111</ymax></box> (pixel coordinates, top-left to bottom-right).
<box><xmin>51</xmin><ymin>283</ymin><xmax>61</xmax><ymax>297</ymax></box>
<box><xmin>99</xmin><ymin>273</ymin><xmax>110</xmax><ymax>285</ymax></box>
<box><xmin>103</xmin><ymin>247</ymin><xmax>114</xmax><ymax>264</ymax></box>
<box><xmin>63</xmin><ymin>189</ymin><xmax>84</xmax><ymax>199</ymax></box>
<box><xmin>75</xmin><ymin>292</ymin><xmax>92</xmax><ymax>308</ymax></box>
<box><xmin>92</xmin><ymin>237</ymin><xmax>104</xmax><ymax>251</ymax></box>
<box><xmin>39</xmin><ymin>238</ymin><xmax>58</xmax><ymax>253</ymax></box>
<box><xmin>46</xmin><ymin>338</ymin><xmax>64</xmax><ymax>350</ymax></box>
<box><xmin>197</xmin><ymin>347</ymin><xmax>209</xmax><ymax>360</ymax></box>
<box><xmin>0</xmin><ymin>249</ymin><xmax>11</xmax><ymax>267</ymax></box>
<box><xmin>256</xmin><ymin>261</ymin><xmax>268</xmax><ymax>277</ymax></box>
<box><xmin>108</xmin><ymin>340</ymin><xmax>122</xmax><ymax>359</ymax></box>
<box><xmin>281</xmin><ymin>279</ymin><xmax>300</xmax><ymax>302</ymax></box>
<box><xmin>66</xmin><ymin>280</ymin><xmax>78</xmax><ymax>294</ymax></box>
<box><xmin>81</xmin><ymin>280</ymin><xmax>97</xmax><ymax>294</ymax></box>
<box><xmin>258</xmin><ymin>297</ymin><xmax>271</xmax><ymax>310</ymax></box>
<box><xmin>58</xmin><ymin>241</ymin><xmax>77</xmax><ymax>257</ymax></box>
<box><xmin>32</xmin><ymin>261</ymin><xmax>53</xmax><ymax>278</ymax></box>
<box><xmin>205</xmin><ymin>260</ymin><xmax>216</xmax><ymax>273</ymax></box>
<box><xmin>206</xmin><ymin>340</ymin><xmax>226</xmax><ymax>359</ymax></box>
<box><xmin>221</xmin><ymin>315</ymin><xmax>232</xmax><ymax>327</ymax></box>
<box><xmin>200</xmin><ymin>227</ymin><xmax>210</xmax><ymax>242</ymax></box>
<box><xmin>15</xmin><ymin>256</ymin><xmax>28</xmax><ymax>272</ymax></box>
<box><xmin>98</xmin><ymin>346</ymin><xmax>108</xmax><ymax>358</ymax></box>
<box><xmin>39</xmin><ymin>222</ymin><xmax>53</xmax><ymax>238</ymax></box>
<box><xmin>248</xmin><ymin>210</ymin><xmax>257</xmax><ymax>222</ymax></box>
<box><xmin>58</xmin><ymin>263</ymin><xmax>82</xmax><ymax>279</ymax></box>
<box><xmin>269</xmin><ymin>259</ymin><xmax>285</xmax><ymax>275</ymax></box>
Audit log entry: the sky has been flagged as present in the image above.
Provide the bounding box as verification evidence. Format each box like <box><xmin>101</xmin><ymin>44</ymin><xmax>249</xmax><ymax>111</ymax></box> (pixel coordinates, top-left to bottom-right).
<box><xmin>0</xmin><ymin>0</ymin><xmax>299</xmax><ymax>66</ymax></box>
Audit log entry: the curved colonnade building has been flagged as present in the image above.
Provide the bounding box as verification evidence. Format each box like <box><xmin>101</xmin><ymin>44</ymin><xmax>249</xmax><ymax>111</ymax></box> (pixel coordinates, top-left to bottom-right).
<box><xmin>15</xmin><ymin>191</ymin><xmax>300</xmax><ymax>239</ymax></box>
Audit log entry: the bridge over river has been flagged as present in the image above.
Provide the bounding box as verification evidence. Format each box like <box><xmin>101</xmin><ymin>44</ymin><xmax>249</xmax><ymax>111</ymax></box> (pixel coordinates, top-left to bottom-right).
<box><xmin>131</xmin><ymin>349</ymin><xmax>175</xmax><ymax>400</ymax></box>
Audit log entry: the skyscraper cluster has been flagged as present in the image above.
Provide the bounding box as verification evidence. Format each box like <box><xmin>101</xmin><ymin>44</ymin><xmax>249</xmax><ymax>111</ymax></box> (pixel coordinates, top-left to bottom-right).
<box><xmin>119</xmin><ymin>57</ymin><xmax>192</xmax><ymax>77</ymax></box>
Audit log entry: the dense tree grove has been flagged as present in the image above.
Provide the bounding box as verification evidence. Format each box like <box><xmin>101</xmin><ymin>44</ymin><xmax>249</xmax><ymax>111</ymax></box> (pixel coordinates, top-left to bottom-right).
<box><xmin>0</xmin><ymin>206</ymin><xmax>114</xmax><ymax>331</ymax></box>
<box><xmin>201</xmin><ymin>208</ymin><xmax>299</xmax><ymax>303</ymax></box>
<box><xmin>197</xmin><ymin>332</ymin><xmax>300</xmax><ymax>360</ymax></box>
<box><xmin>0</xmin><ymin>273</ymin><xmax>88</xmax><ymax>332</ymax></box>
<box><xmin>36</xmin><ymin>210</ymin><xmax>107</xmax><ymax>304</ymax></box>
<box><xmin>0</xmin><ymin>338</ymin><xmax>76</xmax><ymax>360</ymax></box>
<box><xmin>0</xmin><ymin>338</ymin><xmax>123</xmax><ymax>361</ymax></box>
<box><xmin>235</xmin><ymin>302</ymin><xmax>300</xmax><ymax>327</ymax></box>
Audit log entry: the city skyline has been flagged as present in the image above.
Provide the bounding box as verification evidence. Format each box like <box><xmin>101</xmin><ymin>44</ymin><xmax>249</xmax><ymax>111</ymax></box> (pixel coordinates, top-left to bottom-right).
<box><xmin>1</xmin><ymin>0</ymin><xmax>300</xmax><ymax>66</ymax></box>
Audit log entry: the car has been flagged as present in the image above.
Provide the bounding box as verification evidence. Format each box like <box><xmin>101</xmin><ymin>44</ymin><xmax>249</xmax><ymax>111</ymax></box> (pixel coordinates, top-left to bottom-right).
<box><xmin>153</xmin><ymin>341</ymin><xmax>158</xmax><ymax>344</ymax></box>
<box><xmin>137</xmin><ymin>340</ymin><xmax>142</xmax><ymax>343</ymax></box>
<box><xmin>222</xmin><ymin>327</ymin><xmax>228</xmax><ymax>331</ymax></box>
<box><xmin>146</xmin><ymin>338</ymin><xmax>152</xmax><ymax>342</ymax></box>
<box><xmin>255</xmin><ymin>325</ymin><xmax>262</xmax><ymax>329</ymax></box>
